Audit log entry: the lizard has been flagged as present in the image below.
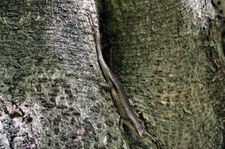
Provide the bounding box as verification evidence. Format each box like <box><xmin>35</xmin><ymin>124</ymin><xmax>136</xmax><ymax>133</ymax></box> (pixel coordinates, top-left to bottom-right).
<box><xmin>89</xmin><ymin>13</ymin><xmax>144</xmax><ymax>137</ymax></box>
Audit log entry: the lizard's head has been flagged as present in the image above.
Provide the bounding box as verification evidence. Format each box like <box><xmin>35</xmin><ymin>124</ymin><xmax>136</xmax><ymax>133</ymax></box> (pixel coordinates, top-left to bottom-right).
<box><xmin>133</xmin><ymin>119</ymin><xmax>144</xmax><ymax>137</ymax></box>
<box><xmin>137</xmin><ymin>128</ymin><xmax>144</xmax><ymax>137</ymax></box>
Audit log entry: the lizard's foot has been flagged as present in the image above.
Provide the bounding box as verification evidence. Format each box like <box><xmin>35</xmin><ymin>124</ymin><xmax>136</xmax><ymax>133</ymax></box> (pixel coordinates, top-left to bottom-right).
<box><xmin>99</xmin><ymin>81</ymin><xmax>113</xmax><ymax>90</ymax></box>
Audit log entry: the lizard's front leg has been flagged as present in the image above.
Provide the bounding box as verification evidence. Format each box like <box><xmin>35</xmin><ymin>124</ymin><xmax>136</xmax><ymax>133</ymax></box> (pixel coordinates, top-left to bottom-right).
<box><xmin>99</xmin><ymin>81</ymin><xmax>113</xmax><ymax>90</ymax></box>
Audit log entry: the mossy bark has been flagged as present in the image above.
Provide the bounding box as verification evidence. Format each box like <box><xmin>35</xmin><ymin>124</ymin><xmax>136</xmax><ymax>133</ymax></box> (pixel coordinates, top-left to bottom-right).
<box><xmin>100</xmin><ymin>0</ymin><xmax>224</xmax><ymax>148</ymax></box>
<box><xmin>0</xmin><ymin>0</ymin><xmax>224</xmax><ymax>149</ymax></box>
<box><xmin>0</xmin><ymin>0</ymin><xmax>124</xmax><ymax>148</ymax></box>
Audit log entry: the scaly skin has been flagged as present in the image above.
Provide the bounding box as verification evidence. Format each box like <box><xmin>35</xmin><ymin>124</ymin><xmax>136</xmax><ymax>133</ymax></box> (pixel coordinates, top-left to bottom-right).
<box><xmin>90</xmin><ymin>14</ymin><xmax>144</xmax><ymax>137</ymax></box>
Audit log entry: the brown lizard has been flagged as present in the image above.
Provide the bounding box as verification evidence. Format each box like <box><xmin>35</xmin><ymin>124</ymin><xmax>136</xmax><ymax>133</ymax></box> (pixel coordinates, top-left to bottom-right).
<box><xmin>89</xmin><ymin>13</ymin><xmax>144</xmax><ymax>137</ymax></box>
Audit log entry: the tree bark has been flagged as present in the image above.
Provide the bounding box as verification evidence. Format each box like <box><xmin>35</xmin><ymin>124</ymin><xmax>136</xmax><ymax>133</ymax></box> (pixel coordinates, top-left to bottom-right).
<box><xmin>100</xmin><ymin>0</ymin><xmax>224</xmax><ymax>148</ymax></box>
<box><xmin>0</xmin><ymin>0</ymin><xmax>224</xmax><ymax>149</ymax></box>
<box><xmin>0</xmin><ymin>0</ymin><xmax>126</xmax><ymax>148</ymax></box>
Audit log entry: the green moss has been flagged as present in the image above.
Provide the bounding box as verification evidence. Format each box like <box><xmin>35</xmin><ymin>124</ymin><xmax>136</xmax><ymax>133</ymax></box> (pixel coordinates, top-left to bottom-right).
<box><xmin>0</xmin><ymin>0</ymin><xmax>57</xmax><ymax>99</ymax></box>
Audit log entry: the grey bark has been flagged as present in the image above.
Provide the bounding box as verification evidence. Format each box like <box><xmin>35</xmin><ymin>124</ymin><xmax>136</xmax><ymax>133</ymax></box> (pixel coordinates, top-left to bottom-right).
<box><xmin>0</xmin><ymin>0</ymin><xmax>224</xmax><ymax>149</ymax></box>
<box><xmin>100</xmin><ymin>0</ymin><xmax>224</xmax><ymax>148</ymax></box>
<box><xmin>0</xmin><ymin>0</ymin><xmax>123</xmax><ymax>149</ymax></box>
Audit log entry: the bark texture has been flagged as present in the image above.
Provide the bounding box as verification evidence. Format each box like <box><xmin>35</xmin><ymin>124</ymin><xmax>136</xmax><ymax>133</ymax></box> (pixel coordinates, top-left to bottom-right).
<box><xmin>0</xmin><ymin>0</ymin><xmax>127</xmax><ymax>148</ymax></box>
<box><xmin>100</xmin><ymin>0</ymin><xmax>225</xmax><ymax>148</ymax></box>
<box><xmin>0</xmin><ymin>0</ymin><xmax>224</xmax><ymax>149</ymax></box>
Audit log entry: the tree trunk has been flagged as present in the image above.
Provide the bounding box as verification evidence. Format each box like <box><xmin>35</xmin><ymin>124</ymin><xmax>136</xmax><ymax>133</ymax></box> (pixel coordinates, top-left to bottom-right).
<box><xmin>0</xmin><ymin>0</ymin><xmax>125</xmax><ymax>148</ymax></box>
<box><xmin>0</xmin><ymin>0</ymin><xmax>224</xmax><ymax>149</ymax></box>
<box><xmin>100</xmin><ymin>0</ymin><xmax>224</xmax><ymax>148</ymax></box>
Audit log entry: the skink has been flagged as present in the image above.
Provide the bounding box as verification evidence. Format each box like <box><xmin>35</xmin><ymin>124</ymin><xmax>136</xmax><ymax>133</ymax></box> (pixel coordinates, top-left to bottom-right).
<box><xmin>90</xmin><ymin>13</ymin><xmax>144</xmax><ymax>137</ymax></box>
